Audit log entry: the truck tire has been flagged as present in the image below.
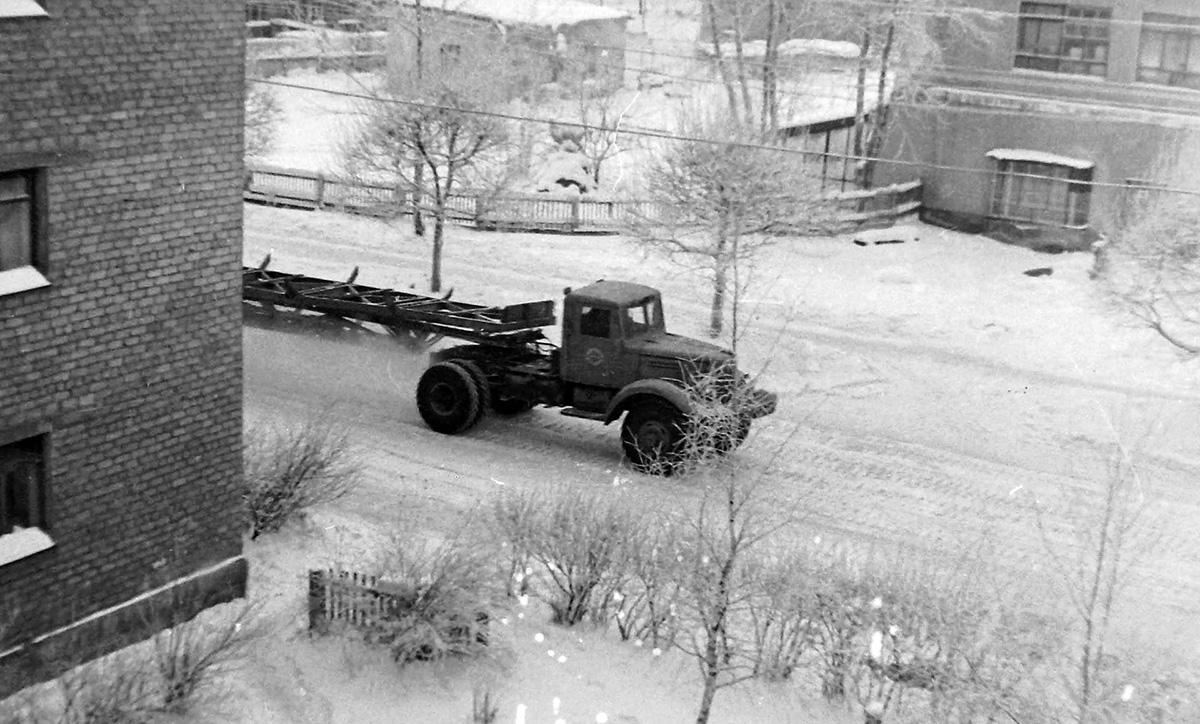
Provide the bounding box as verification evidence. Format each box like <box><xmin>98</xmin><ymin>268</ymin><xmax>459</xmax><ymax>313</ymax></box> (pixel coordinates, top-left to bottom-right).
<box><xmin>621</xmin><ymin>400</ymin><xmax>685</xmax><ymax>475</ymax></box>
<box><xmin>450</xmin><ymin>359</ymin><xmax>490</xmax><ymax>427</ymax></box>
<box><xmin>416</xmin><ymin>362</ymin><xmax>482</xmax><ymax>434</ymax></box>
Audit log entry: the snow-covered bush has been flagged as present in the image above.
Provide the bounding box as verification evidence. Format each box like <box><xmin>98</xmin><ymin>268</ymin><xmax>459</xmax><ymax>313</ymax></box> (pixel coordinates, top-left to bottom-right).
<box><xmin>365</xmin><ymin>533</ymin><xmax>502</xmax><ymax>664</ymax></box>
<box><xmin>243</xmin><ymin>420</ymin><xmax>362</xmax><ymax>539</ymax></box>
<box><xmin>492</xmin><ymin>486</ymin><xmax>646</xmax><ymax>626</ymax></box>
<box><xmin>244</xmin><ymin>65</ymin><xmax>282</xmax><ymax>159</ymax></box>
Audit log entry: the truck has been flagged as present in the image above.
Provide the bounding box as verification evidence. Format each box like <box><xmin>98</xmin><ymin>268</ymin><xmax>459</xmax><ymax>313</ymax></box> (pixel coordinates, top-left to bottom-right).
<box><xmin>243</xmin><ymin>260</ymin><xmax>777</xmax><ymax>474</ymax></box>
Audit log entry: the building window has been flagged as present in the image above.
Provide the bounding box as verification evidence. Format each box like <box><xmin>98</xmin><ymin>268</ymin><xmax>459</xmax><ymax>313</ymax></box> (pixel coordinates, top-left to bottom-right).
<box><xmin>990</xmin><ymin>154</ymin><xmax>1093</xmax><ymax>227</ymax></box>
<box><xmin>1138</xmin><ymin>14</ymin><xmax>1200</xmax><ymax>90</ymax></box>
<box><xmin>0</xmin><ymin>168</ymin><xmax>49</xmax><ymax>295</ymax></box>
<box><xmin>0</xmin><ymin>434</ymin><xmax>53</xmax><ymax>566</ymax></box>
<box><xmin>0</xmin><ymin>171</ymin><xmax>36</xmax><ymax>271</ymax></box>
<box><xmin>439</xmin><ymin>43</ymin><xmax>462</xmax><ymax>69</ymax></box>
<box><xmin>1015</xmin><ymin>3</ymin><xmax>1112</xmax><ymax>77</ymax></box>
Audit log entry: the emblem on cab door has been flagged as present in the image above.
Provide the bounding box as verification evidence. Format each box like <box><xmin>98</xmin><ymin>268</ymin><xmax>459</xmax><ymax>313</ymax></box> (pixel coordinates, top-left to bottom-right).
<box><xmin>585</xmin><ymin>347</ymin><xmax>604</xmax><ymax>366</ymax></box>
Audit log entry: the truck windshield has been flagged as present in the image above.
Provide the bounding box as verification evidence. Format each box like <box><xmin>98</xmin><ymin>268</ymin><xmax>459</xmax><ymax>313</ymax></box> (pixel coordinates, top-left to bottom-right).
<box><xmin>623</xmin><ymin>296</ymin><xmax>663</xmax><ymax>335</ymax></box>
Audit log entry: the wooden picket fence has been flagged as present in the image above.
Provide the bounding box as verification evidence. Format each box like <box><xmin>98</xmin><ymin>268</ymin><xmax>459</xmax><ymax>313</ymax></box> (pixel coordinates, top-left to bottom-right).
<box><xmin>307</xmin><ymin>568</ymin><xmax>402</xmax><ymax>631</ymax></box>
<box><xmin>306</xmin><ymin>568</ymin><xmax>490</xmax><ymax>660</ymax></box>
<box><xmin>245</xmin><ymin>163</ymin><xmax>921</xmax><ymax>235</ymax></box>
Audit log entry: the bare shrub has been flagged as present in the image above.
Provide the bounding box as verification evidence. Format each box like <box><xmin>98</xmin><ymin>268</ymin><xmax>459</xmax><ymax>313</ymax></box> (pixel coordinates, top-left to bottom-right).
<box><xmin>148</xmin><ymin>600</ymin><xmax>263</xmax><ymax>714</ymax></box>
<box><xmin>601</xmin><ymin>516</ymin><xmax>686</xmax><ymax>649</ymax></box>
<box><xmin>522</xmin><ymin>488</ymin><xmax>646</xmax><ymax>627</ymax></box>
<box><xmin>489</xmin><ymin>487</ymin><xmax>542</xmax><ymax>597</ymax></box>
<box><xmin>243</xmin><ymin>419</ymin><xmax>363</xmax><ymax>539</ymax></box>
<box><xmin>245</xmin><ymin>70</ymin><xmax>281</xmax><ymax>159</ymax></box>
<box><xmin>364</xmin><ymin>531</ymin><xmax>503</xmax><ymax>664</ymax></box>
<box><xmin>743</xmin><ymin>544</ymin><xmax>818</xmax><ymax>681</ymax></box>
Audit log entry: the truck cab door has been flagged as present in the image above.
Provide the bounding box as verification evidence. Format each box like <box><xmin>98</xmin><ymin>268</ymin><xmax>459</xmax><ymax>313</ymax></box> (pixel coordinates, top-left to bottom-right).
<box><xmin>562</xmin><ymin>302</ymin><xmax>620</xmax><ymax>388</ymax></box>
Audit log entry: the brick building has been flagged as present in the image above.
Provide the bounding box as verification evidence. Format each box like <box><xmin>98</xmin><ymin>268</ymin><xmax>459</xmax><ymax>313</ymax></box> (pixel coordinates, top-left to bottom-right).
<box><xmin>872</xmin><ymin>0</ymin><xmax>1200</xmax><ymax>248</ymax></box>
<box><xmin>0</xmin><ymin>0</ymin><xmax>246</xmax><ymax>696</ymax></box>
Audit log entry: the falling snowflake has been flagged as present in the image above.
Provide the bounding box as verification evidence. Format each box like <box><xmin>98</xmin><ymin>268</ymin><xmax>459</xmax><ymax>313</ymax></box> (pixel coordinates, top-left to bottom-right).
<box><xmin>558</xmin><ymin>655</ymin><xmax>568</xmax><ymax>663</ymax></box>
<box><xmin>535</xmin><ymin>633</ymin><xmax>545</xmax><ymax>643</ymax></box>
<box><xmin>596</xmin><ymin>714</ymin><xmax>609</xmax><ymax>724</ymax></box>
<box><xmin>652</xmin><ymin>647</ymin><xmax>662</xmax><ymax>657</ymax></box>
<box><xmin>870</xmin><ymin>596</ymin><xmax>882</xmax><ymax>609</ymax></box>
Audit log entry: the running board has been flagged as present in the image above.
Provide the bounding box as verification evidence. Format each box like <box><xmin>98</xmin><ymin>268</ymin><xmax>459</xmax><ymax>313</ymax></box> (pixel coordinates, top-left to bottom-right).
<box><xmin>560</xmin><ymin>407</ymin><xmax>606</xmax><ymax>421</ymax></box>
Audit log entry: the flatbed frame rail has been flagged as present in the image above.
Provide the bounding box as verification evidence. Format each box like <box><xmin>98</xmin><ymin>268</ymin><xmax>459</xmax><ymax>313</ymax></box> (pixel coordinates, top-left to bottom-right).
<box><xmin>242</xmin><ymin>265</ymin><xmax>556</xmax><ymax>346</ymax></box>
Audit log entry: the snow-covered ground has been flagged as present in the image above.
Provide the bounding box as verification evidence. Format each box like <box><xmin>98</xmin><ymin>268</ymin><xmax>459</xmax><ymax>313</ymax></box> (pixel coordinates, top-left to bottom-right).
<box><xmin>222</xmin><ymin>24</ymin><xmax>1200</xmax><ymax>720</ymax></box>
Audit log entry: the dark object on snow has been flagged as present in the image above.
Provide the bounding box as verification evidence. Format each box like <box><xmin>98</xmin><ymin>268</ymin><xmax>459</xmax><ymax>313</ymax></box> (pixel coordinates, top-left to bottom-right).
<box><xmin>853</xmin><ymin>226</ymin><xmax>920</xmax><ymax>246</ymax></box>
<box><xmin>1024</xmin><ymin>267</ymin><xmax>1053</xmax><ymax>277</ymax></box>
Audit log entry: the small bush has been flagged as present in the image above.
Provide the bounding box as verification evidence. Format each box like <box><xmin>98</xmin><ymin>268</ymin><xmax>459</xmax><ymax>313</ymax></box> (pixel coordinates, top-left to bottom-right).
<box><xmin>524</xmin><ymin>489</ymin><xmax>645</xmax><ymax>626</ymax></box>
<box><xmin>490</xmin><ymin>488</ymin><xmax>542</xmax><ymax>597</ymax></box>
<box><xmin>149</xmin><ymin>600</ymin><xmax>263</xmax><ymax>714</ymax></box>
<box><xmin>244</xmin><ymin>420</ymin><xmax>363</xmax><ymax>539</ymax></box>
<box><xmin>364</xmin><ymin>532</ymin><xmax>502</xmax><ymax>664</ymax></box>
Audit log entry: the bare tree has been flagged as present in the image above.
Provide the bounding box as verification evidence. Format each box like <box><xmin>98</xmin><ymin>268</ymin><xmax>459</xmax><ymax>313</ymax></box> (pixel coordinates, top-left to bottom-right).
<box><xmin>761</xmin><ymin>0</ymin><xmax>993</xmax><ymax>187</ymax></box>
<box><xmin>244</xmin><ymin>73</ymin><xmax>282</xmax><ymax>159</ymax></box>
<box><xmin>1029</xmin><ymin>442</ymin><xmax>1162</xmax><ymax>724</ymax></box>
<box><xmin>675</xmin><ymin>474</ymin><xmax>783</xmax><ymax>724</ymax></box>
<box><xmin>634</xmin><ymin>107</ymin><xmax>830</xmax><ymax>342</ymax></box>
<box><xmin>1102</xmin><ymin>190</ymin><xmax>1200</xmax><ymax>354</ymax></box>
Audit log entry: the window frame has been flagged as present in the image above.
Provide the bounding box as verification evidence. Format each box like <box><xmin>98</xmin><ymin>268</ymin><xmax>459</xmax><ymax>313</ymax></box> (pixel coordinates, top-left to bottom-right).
<box><xmin>0</xmin><ymin>427</ymin><xmax>54</xmax><ymax>568</ymax></box>
<box><xmin>1137</xmin><ymin>13</ymin><xmax>1200</xmax><ymax>90</ymax></box>
<box><xmin>990</xmin><ymin>159</ymin><xmax>1094</xmax><ymax>228</ymax></box>
<box><xmin>0</xmin><ymin>165</ymin><xmax>50</xmax><ymax>296</ymax></box>
<box><xmin>1015</xmin><ymin>2</ymin><xmax>1113</xmax><ymax>78</ymax></box>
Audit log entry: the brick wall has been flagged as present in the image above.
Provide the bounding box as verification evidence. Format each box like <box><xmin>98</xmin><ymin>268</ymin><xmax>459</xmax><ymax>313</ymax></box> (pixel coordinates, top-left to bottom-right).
<box><xmin>0</xmin><ymin>0</ymin><xmax>246</xmax><ymax>695</ymax></box>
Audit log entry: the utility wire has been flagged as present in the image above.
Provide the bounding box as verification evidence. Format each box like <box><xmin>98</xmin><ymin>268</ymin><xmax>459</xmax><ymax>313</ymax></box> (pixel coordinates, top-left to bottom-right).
<box><xmin>249</xmin><ymin>75</ymin><xmax>1200</xmax><ymax>197</ymax></box>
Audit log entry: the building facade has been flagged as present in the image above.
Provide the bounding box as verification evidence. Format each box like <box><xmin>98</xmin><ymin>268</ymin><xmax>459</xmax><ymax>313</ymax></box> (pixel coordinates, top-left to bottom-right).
<box><xmin>874</xmin><ymin>0</ymin><xmax>1200</xmax><ymax>248</ymax></box>
<box><xmin>390</xmin><ymin>0</ymin><xmax>630</xmax><ymax>99</ymax></box>
<box><xmin>0</xmin><ymin>0</ymin><xmax>246</xmax><ymax>696</ymax></box>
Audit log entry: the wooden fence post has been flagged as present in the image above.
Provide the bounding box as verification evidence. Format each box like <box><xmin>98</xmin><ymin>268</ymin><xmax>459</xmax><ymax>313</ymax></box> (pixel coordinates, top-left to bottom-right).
<box><xmin>571</xmin><ymin>196</ymin><xmax>581</xmax><ymax>232</ymax></box>
<box><xmin>307</xmin><ymin>569</ymin><xmax>327</xmax><ymax>631</ymax></box>
<box><xmin>314</xmin><ymin>173</ymin><xmax>327</xmax><ymax>208</ymax></box>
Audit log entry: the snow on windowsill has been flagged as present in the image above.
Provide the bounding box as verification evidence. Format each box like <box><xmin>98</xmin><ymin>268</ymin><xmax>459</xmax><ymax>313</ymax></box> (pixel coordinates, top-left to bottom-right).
<box><xmin>0</xmin><ymin>527</ymin><xmax>56</xmax><ymax>567</ymax></box>
<box><xmin>0</xmin><ymin>266</ymin><xmax>50</xmax><ymax>297</ymax></box>
<box><xmin>0</xmin><ymin>0</ymin><xmax>48</xmax><ymax>18</ymax></box>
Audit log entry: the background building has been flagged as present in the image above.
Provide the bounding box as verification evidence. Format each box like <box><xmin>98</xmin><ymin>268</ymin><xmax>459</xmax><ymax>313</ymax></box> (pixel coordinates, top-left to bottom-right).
<box><xmin>0</xmin><ymin>0</ymin><xmax>246</xmax><ymax>696</ymax></box>
<box><xmin>874</xmin><ymin>0</ymin><xmax>1200</xmax><ymax>248</ymax></box>
<box><xmin>390</xmin><ymin>0</ymin><xmax>631</xmax><ymax>99</ymax></box>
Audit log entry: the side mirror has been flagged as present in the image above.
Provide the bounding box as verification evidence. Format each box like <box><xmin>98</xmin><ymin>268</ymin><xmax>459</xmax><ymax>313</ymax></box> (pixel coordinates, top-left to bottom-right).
<box><xmin>563</xmin><ymin>286</ymin><xmax>572</xmax><ymax>296</ymax></box>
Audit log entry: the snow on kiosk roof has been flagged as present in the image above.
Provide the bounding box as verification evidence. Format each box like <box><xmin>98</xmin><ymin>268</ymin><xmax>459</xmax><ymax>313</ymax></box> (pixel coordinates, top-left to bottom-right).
<box><xmin>399</xmin><ymin>0</ymin><xmax>630</xmax><ymax>27</ymax></box>
<box><xmin>986</xmin><ymin>148</ymin><xmax>1094</xmax><ymax>170</ymax></box>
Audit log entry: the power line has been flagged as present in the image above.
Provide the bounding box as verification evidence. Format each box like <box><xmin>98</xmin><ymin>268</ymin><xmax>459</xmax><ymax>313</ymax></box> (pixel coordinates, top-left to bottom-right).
<box><xmin>248</xmin><ymin>75</ymin><xmax>1200</xmax><ymax>197</ymax></box>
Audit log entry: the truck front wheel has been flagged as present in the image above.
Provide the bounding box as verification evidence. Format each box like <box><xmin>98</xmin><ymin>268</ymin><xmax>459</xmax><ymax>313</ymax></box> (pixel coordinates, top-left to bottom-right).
<box><xmin>416</xmin><ymin>362</ymin><xmax>482</xmax><ymax>434</ymax></box>
<box><xmin>621</xmin><ymin>400</ymin><xmax>686</xmax><ymax>475</ymax></box>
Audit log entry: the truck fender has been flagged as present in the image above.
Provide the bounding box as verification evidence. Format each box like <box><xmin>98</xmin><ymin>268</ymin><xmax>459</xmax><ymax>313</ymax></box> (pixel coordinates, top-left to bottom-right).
<box><xmin>603</xmin><ymin>378</ymin><xmax>692</xmax><ymax>425</ymax></box>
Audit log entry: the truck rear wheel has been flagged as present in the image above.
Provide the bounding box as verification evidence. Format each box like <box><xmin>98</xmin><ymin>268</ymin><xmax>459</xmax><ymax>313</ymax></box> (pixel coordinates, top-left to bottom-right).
<box><xmin>621</xmin><ymin>400</ymin><xmax>685</xmax><ymax>475</ymax></box>
<box><xmin>450</xmin><ymin>359</ymin><xmax>490</xmax><ymax>427</ymax></box>
<box><xmin>416</xmin><ymin>362</ymin><xmax>481</xmax><ymax>434</ymax></box>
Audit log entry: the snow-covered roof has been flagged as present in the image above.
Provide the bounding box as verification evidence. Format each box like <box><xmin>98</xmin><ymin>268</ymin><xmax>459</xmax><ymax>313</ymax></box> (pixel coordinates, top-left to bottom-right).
<box><xmin>400</xmin><ymin>0</ymin><xmax>630</xmax><ymax>27</ymax></box>
<box><xmin>986</xmin><ymin>148</ymin><xmax>1094</xmax><ymax>169</ymax></box>
<box><xmin>698</xmin><ymin>38</ymin><xmax>861</xmax><ymax>60</ymax></box>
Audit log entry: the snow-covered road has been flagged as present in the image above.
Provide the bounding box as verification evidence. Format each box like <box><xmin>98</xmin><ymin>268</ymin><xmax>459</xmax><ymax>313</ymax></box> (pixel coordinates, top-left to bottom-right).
<box><xmin>242</xmin><ymin>203</ymin><xmax>1200</xmax><ymax>651</ymax></box>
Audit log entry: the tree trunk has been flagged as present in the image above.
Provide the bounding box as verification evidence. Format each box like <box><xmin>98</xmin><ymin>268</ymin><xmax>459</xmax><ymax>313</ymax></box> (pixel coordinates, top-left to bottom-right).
<box><xmin>729</xmin><ymin>2</ymin><xmax>754</xmax><ymax>127</ymax></box>
<box><xmin>862</xmin><ymin>17</ymin><xmax>896</xmax><ymax>189</ymax></box>
<box><xmin>412</xmin><ymin>0</ymin><xmax>426</xmax><ymax>237</ymax></box>
<box><xmin>761</xmin><ymin>0</ymin><xmax>779</xmax><ymax>133</ymax></box>
<box><xmin>412</xmin><ymin>162</ymin><xmax>426</xmax><ymax>237</ymax></box>
<box><xmin>704</xmin><ymin>0</ymin><xmax>741</xmax><ymax>118</ymax></box>
<box><xmin>710</xmin><ymin>210</ymin><xmax>729</xmax><ymax>337</ymax></box>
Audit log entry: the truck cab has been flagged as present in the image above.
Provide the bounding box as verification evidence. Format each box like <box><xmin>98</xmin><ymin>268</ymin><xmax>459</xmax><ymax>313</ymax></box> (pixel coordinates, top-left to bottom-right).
<box><xmin>560</xmin><ymin>280</ymin><xmax>748</xmax><ymax>414</ymax></box>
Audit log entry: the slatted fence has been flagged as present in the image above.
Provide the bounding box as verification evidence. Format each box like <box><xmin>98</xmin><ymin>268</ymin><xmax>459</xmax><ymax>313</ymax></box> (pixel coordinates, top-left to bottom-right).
<box><xmin>246</xmin><ymin>164</ymin><xmax>921</xmax><ymax>235</ymax></box>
